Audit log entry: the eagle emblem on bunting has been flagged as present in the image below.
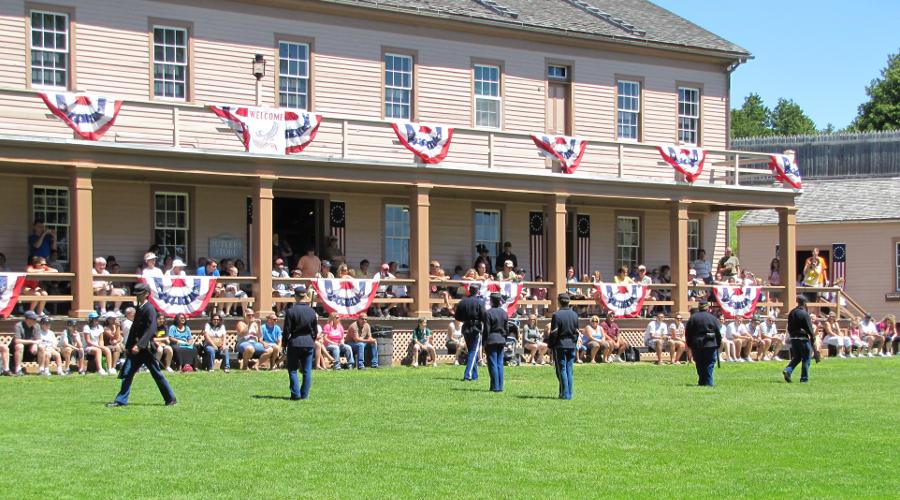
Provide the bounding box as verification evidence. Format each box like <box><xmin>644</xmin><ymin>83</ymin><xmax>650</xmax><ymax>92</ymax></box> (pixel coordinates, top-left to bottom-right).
<box><xmin>142</xmin><ymin>276</ymin><xmax>218</xmax><ymax>318</ymax></box>
<box><xmin>0</xmin><ymin>273</ymin><xmax>26</xmax><ymax>318</ymax></box>
<box><xmin>313</xmin><ymin>277</ymin><xmax>380</xmax><ymax>318</ymax></box>
<box><xmin>713</xmin><ymin>285</ymin><xmax>762</xmax><ymax>319</ymax></box>
<box><xmin>39</xmin><ymin>92</ymin><xmax>123</xmax><ymax>141</ymax></box>
<box><xmin>768</xmin><ymin>153</ymin><xmax>802</xmax><ymax>189</ymax></box>
<box><xmin>656</xmin><ymin>144</ymin><xmax>707</xmax><ymax>183</ymax></box>
<box><xmin>530</xmin><ymin>134</ymin><xmax>587</xmax><ymax>173</ymax></box>
<box><xmin>210</xmin><ymin>105</ymin><xmax>321</xmax><ymax>155</ymax></box>
<box><xmin>595</xmin><ymin>283</ymin><xmax>648</xmax><ymax>318</ymax></box>
<box><xmin>391</xmin><ymin>122</ymin><xmax>454</xmax><ymax>164</ymax></box>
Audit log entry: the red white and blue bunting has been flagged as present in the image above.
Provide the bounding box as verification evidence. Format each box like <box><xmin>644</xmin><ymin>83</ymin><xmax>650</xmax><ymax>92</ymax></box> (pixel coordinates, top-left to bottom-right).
<box><xmin>530</xmin><ymin>134</ymin><xmax>587</xmax><ymax>173</ymax></box>
<box><xmin>594</xmin><ymin>283</ymin><xmax>648</xmax><ymax>318</ymax></box>
<box><xmin>39</xmin><ymin>92</ymin><xmax>123</xmax><ymax>141</ymax></box>
<box><xmin>142</xmin><ymin>276</ymin><xmax>217</xmax><ymax>318</ymax></box>
<box><xmin>313</xmin><ymin>277</ymin><xmax>380</xmax><ymax>318</ymax></box>
<box><xmin>712</xmin><ymin>285</ymin><xmax>762</xmax><ymax>319</ymax></box>
<box><xmin>768</xmin><ymin>153</ymin><xmax>802</xmax><ymax>189</ymax></box>
<box><xmin>391</xmin><ymin>121</ymin><xmax>453</xmax><ymax>164</ymax></box>
<box><xmin>209</xmin><ymin>105</ymin><xmax>321</xmax><ymax>155</ymax></box>
<box><xmin>656</xmin><ymin>144</ymin><xmax>707</xmax><ymax>183</ymax></box>
<box><xmin>0</xmin><ymin>273</ymin><xmax>26</xmax><ymax>318</ymax></box>
<box><xmin>462</xmin><ymin>280</ymin><xmax>523</xmax><ymax>316</ymax></box>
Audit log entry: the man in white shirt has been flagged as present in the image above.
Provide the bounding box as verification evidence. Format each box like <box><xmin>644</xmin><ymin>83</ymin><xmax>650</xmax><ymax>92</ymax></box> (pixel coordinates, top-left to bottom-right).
<box><xmin>726</xmin><ymin>317</ymin><xmax>754</xmax><ymax>362</ymax></box>
<box><xmin>859</xmin><ymin>313</ymin><xmax>886</xmax><ymax>356</ymax></box>
<box><xmin>644</xmin><ymin>313</ymin><xmax>669</xmax><ymax>365</ymax></box>
<box><xmin>754</xmin><ymin>314</ymin><xmax>783</xmax><ymax>361</ymax></box>
<box><xmin>271</xmin><ymin>258</ymin><xmax>291</xmax><ymax>315</ymax></box>
<box><xmin>141</xmin><ymin>252</ymin><xmax>164</xmax><ymax>280</ymax></box>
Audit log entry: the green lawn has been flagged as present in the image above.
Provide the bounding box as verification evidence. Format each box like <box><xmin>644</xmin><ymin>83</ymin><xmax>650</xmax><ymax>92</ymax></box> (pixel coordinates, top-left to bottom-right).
<box><xmin>2</xmin><ymin>358</ymin><xmax>898</xmax><ymax>498</ymax></box>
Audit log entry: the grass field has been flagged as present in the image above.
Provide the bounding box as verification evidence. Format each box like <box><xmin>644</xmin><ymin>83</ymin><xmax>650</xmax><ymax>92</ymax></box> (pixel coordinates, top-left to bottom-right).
<box><xmin>2</xmin><ymin>357</ymin><xmax>899</xmax><ymax>498</ymax></box>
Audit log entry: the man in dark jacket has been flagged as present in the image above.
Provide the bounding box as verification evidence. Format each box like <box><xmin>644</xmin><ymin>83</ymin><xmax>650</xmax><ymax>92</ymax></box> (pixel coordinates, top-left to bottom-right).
<box><xmin>550</xmin><ymin>294</ymin><xmax>579</xmax><ymax>400</ymax></box>
<box><xmin>454</xmin><ymin>284</ymin><xmax>485</xmax><ymax>381</ymax></box>
<box><xmin>783</xmin><ymin>295</ymin><xmax>816</xmax><ymax>383</ymax></box>
<box><xmin>483</xmin><ymin>293</ymin><xmax>508</xmax><ymax>392</ymax></box>
<box><xmin>282</xmin><ymin>285</ymin><xmax>318</xmax><ymax>400</ymax></box>
<box><xmin>107</xmin><ymin>283</ymin><xmax>176</xmax><ymax>407</ymax></box>
<box><xmin>685</xmin><ymin>300</ymin><xmax>721</xmax><ymax>386</ymax></box>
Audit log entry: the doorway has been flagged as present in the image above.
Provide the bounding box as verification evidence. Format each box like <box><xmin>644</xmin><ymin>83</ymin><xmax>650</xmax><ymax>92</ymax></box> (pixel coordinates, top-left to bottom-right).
<box><xmin>273</xmin><ymin>197</ymin><xmax>323</xmax><ymax>269</ymax></box>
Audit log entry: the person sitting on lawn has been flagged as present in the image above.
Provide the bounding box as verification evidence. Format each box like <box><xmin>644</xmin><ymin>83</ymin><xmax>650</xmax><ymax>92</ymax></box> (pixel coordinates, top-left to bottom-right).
<box><xmin>411</xmin><ymin>318</ymin><xmax>436</xmax><ymax>368</ymax></box>
<box><xmin>879</xmin><ymin>314</ymin><xmax>898</xmax><ymax>355</ymax></box>
<box><xmin>727</xmin><ymin>316</ymin><xmax>754</xmax><ymax>362</ymax></box>
<box><xmin>846</xmin><ymin>317</ymin><xmax>871</xmax><ymax>358</ymax></box>
<box><xmin>103</xmin><ymin>314</ymin><xmax>124</xmax><ymax>372</ymax></box>
<box><xmin>347</xmin><ymin>314</ymin><xmax>378</xmax><ymax>369</ymax></box>
<box><xmin>154</xmin><ymin>315</ymin><xmax>174</xmax><ymax>372</ymax></box>
<box><xmin>260</xmin><ymin>313</ymin><xmax>283</xmax><ymax>370</ymax></box>
<box><xmin>446</xmin><ymin>318</ymin><xmax>466</xmax><ymax>365</ymax></box>
<box><xmin>859</xmin><ymin>313</ymin><xmax>885</xmax><ymax>356</ymax></box>
<box><xmin>37</xmin><ymin>316</ymin><xmax>64</xmax><ymax>376</ymax></box>
<box><xmin>82</xmin><ymin>311</ymin><xmax>113</xmax><ymax>375</ymax></box>
<box><xmin>314</xmin><ymin>323</ymin><xmax>335</xmax><ymax>370</ymax></box>
<box><xmin>717</xmin><ymin>313</ymin><xmax>737</xmax><ymax>362</ymax></box>
<box><xmin>522</xmin><ymin>314</ymin><xmax>548</xmax><ymax>365</ymax></box>
<box><xmin>644</xmin><ymin>312</ymin><xmax>669</xmax><ymax>365</ymax></box>
<box><xmin>202</xmin><ymin>313</ymin><xmax>230</xmax><ymax>372</ymax></box>
<box><xmin>322</xmin><ymin>313</ymin><xmax>352</xmax><ymax>369</ymax></box>
<box><xmin>584</xmin><ymin>315</ymin><xmax>608</xmax><ymax>363</ymax></box>
<box><xmin>600</xmin><ymin>313</ymin><xmax>627</xmax><ymax>363</ymax></box>
<box><xmin>59</xmin><ymin>318</ymin><xmax>85</xmax><ymax>375</ymax></box>
<box><xmin>167</xmin><ymin>313</ymin><xmax>197</xmax><ymax>369</ymax></box>
<box><xmin>236</xmin><ymin>309</ymin><xmax>265</xmax><ymax>370</ymax></box>
<box><xmin>823</xmin><ymin>312</ymin><xmax>850</xmax><ymax>358</ymax></box>
<box><xmin>755</xmin><ymin>314</ymin><xmax>784</xmax><ymax>361</ymax></box>
<box><xmin>668</xmin><ymin>313</ymin><xmax>687</xmax><ymax>364</ymax></box>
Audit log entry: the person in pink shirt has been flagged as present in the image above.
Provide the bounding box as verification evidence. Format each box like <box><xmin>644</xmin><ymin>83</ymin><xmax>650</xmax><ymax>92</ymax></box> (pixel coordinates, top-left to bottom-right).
<box><xmin>322</xmin><ymin>313</ymin><xmax>352</xmax><ymax>370</ymax></box>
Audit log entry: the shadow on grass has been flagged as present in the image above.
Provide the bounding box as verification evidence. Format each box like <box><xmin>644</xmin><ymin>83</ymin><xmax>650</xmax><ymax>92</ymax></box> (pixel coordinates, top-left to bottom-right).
<box><xmin>252</xmin><ymin>395</ymin><xmax>294</xmax><ymax>401</ymax></box>
<box><xmin>449</xmin><ymin>387</ymin><xmax>489</xmax><ymax>392</ymax></box>
<box><xmin>94</xmin><ymin>401</ymin><xmax>160</xmax><ymax>407</ymax></box>
<box><xmin>514</xmin><ymin>394</ymin><xmax>559</xmax><ymax>400</ymax></box>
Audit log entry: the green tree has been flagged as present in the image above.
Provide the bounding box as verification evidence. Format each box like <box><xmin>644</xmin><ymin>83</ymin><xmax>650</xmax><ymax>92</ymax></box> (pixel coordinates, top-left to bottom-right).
<box><xmin>730</xmin><ymin>93</ymin><xmax>771</xmax><ymax>138</ymax></box>
<box><xmin>851</xmin><ymin>50</ymin><xmax>900</xmax><ymax>131</ymax></box>
<box><xmin>770</xmin><ymin>98</ymin><xmax>817</xmax><ymax>136</ymax></box>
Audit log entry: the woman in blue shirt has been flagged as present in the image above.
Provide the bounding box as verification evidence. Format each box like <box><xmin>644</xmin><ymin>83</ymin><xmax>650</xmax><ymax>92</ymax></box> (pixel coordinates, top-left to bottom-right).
<box><xmin>167</xmin><ymin>313</ymin><xmax>197</xmax><ymax>369</ymax></box>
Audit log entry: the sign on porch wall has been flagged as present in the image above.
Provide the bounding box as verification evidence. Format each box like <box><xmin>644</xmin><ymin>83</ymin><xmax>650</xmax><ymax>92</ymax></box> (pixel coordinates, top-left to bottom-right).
<box><xmin>38</xmin><ymin>92</ymin><xmax>123</xmax><ymax>141</ymax></box>
<box><xmin>208</xmin><ymin>234</ymin><xmax>244</xmax><ymax>262</ymax></box>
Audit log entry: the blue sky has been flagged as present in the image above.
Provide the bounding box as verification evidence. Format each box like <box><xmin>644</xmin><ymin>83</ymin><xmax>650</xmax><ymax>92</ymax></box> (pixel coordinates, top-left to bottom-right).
<box><xmin>652</xmin><ymin>0</ymin><xmax>899</xmax><ymax>129</ymax></box>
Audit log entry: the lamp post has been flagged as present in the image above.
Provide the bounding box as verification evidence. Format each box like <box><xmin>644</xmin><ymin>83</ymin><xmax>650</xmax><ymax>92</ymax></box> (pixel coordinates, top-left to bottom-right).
<box><xmin>252</xmin><ymin>54</ymin><xmax>266</xmax><ymax>106</ymax></box>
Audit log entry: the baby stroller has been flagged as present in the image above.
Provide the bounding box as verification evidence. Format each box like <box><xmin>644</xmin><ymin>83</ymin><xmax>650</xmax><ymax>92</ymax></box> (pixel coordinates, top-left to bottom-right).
<box><xmin>504</xmin><ymin>319</ymin><xmax>520</xmax><ymax>366</ymax></box>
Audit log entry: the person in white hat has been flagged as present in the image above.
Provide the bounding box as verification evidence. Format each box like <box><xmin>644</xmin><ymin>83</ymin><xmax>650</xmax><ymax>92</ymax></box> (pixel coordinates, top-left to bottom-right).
<box><xmin>165</xmin><ymin>258</ymin><xmax>186</xmax><ymax>277</ymax></box>
<box><xmin>141</xmin><ymin>252</ymin><xmax>164</xmax><ymax>280</ymax></box>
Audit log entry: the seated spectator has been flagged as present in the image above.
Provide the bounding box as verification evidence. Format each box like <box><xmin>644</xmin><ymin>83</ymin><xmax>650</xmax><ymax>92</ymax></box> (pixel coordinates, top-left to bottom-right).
<box><xmin>315</xmin><ymin>323</ymin><xmax>334</xmax><ymax>371</ymax></box>
<box><xmin>23</xmin><ymin>256</ymin><xmax>57</xmax><ymax>316</ymax></box>
<box><xmin>202</xmin><ymin>313</ymin><xmax>231</xmax><ymax>372</ymax></box>
<box><xmin>92</xmin><ymin>257</ymin><xmax>126</xmax><ymax>316</ymax></box>
<box><xmin>37</xmin><ymin>316</ymin><xmax>64</xmax><ymax>376</ymax></box>
<box><xmin>755</xmin><ymin>314</ymin><xmax>784</xmax><ymax>361</ymax></box>
<box><xmin>583</xmin><ymin>315</ymin><xmax>608</xmax><ymax>363</ymax></box>
<box><xmin>161</xmin><ymin>255</ymin><xmax>174</xmax><ymax>274</ymax></box>
<box><xmin>271</xmin><ymin>258</ymin><xmax>291</xmax><ymax>315</ymax></box>
<box><xmin>410</xmin><ymin>318</ymin><xmax>436</xmax><ymax>368</ymax></box>
<box><xmin>121</xmin><ymin>307</ymin><xmax>136</xmax><ymax>341</ymax></box>
<box><xmin>167</xmin><ymin>313</ymin><xmax>197</xmax><ymax>369</ymax></box>
<box><xmin>81</xmin><ymin>311</ymin><xmax>112</xmax><ymax>375</ymax></box>
<box><xmin>692</xmin><ymin>249</ymin><xmax>712</xmax><ymax>284</ymax></box>
<box><xmin>575</xmin><ymin>328</ymin><xmax>588</xmax><ymax>363</ymax></box>
<box><xmin>103</xmin><ymin>314</ymin><xmax>124</xmax><ymax>371</ymax></box>
<box><xmin>565</xmin><ymin>267</ymin><xmax>579</xmax><ymax>297</ymax></box>
<box><xmin>522</xmin><ymin>314</ymin><xmax>548</xmax><ymax>365</ymax></box>
<box><xmin>859</xmin><ymin>313</ymin><xmax>885</xmax><ymax>356</ymax></box>
<box><xmin>879</xmin><ymin>314</ymin><xmax>898</xmax><ymax>355</ymax></box>
<box><xmin>687</xmin><ymin>269</ymin><xmax>707</xmax><ymax>303</ymax></box>
<box><xmin>447</xmin><ymin>318</ymin><xmax>466</xmax><ymax>366</ymax></box>
<box><xmin>823</xmin><ymin>312</ymin><xmax>850</xmax><ymax>358</ymax></box>
<box><xmin>260</xmin><ymin>313</ymin><xmax>283</xmax><ymax>370</ymax></box>
<box><xmin>336</xmin><ymin>263</ymin><xmax>352</xmax><ymax>279</ymax></box>
<box><xmin>153</xmin><ymin>315</ymin><xmax>174</xmax><ymax>372</ymax></box>
<box><xmin>197</xmin><ymin>258</ymin><xmax>220</xmax><ymax>277</ymax></box>
<box><xmin>388</xmin><ymin>262</ymin><xmax>409</xmax><ymax>316</ymax></box>
<box><xmin>323</xmin><ymin>313</ymin><xmax>352</xmax><ymax>370</ymax></box>
<box><xmin>846</xmin><ymin>317</ymin><xmax>871</xmax><ymax>358</ymax></box>
<box><xmin>718</xmin><ymin>313</ymin><xmax>737</xmax><ymax>362</ymax></box>
<box><xmin>728</xmin><ymin>316</ymin><xmax>754</xmax><ymax>362</ymax></box>
<box><xmin>668</xmin><ymin>313</ymin><xmax>687</xmax><ymax>364</ymax></box>
<box><xmin>298</xmin><ymin>247</ymin><xmax>321</xmax><ymax>278</ymax></box>
<box><xmin>0</xmin><ymin>327</ymin><xmax>10</xmax><ymax>376</ymax></box>
<box><xmin>644</xmin><ymin>312</ymin><xmax>669</xmax><ymax>365</ymax></box>
<box><xmin>236</xmin><ymin>309</ymin><xmax>265</xmax><ymax>370</ymax></box>
<box><xmin>347</xmin><ymin>314</ymin><xmax>378</xmax><ymax>369</ymax></box>
<box><xmin>11</xmin><ymin>311</ymin><xmax>40</xmax><ymax>375</ymax></box>
<box><xmin>141</xmin><ymin>252</ymin><xmax>164</xmax><ymax>280</ymax></box>
<box><xmin>600</xmin><ymin>313</ymin><xmax>627</xmax><ymax>363</ymax></box>
<box><xmin>497</xmin><ymin>260</ymin><xmax>518</xmax><ymax>281</ymax></box>
<box><xmin>373</xmin><ymin>263</ymin><xmax>397</xmax><ymax>317</ymax></box>
<box><xmin>165</xmin><ymin>258</ymin><xmax>187</xmax><ymax>276</ymax></box>
<box><xmin>475</xmin><ymin>261</ymin><xmax>492</xmax><ymax>281</ymax></box>
<box><xmin>429</xmin><ymin>261</ymin><xmax>452</xmax><ymax>316</ymax></box>
<box><xmin>222</xmin><ymin>265</ymin><xmax>248</xmax><ymax>317</ymax></box>
<box><xmin>317</xmin><ymin>260</ymin><xmax>335</xmax><ymax>279</ymax></box>
<box><xmin>613</xmin><ymin>266</ymin><xmax>633</xmax><ymax>284</ymax></box>
<box><xmin>356</xmin><ymin>259</ymin><xmax>372</xmax><ymax>279</ymax></box>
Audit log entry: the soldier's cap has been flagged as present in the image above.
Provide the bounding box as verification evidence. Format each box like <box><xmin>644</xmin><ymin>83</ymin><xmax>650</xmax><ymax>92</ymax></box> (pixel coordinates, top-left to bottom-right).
<box><xmin>558</xmin><ymin>293</ymin><xmax>571</xmax><ymax>302</ymax></box>
<box><xmin>24</xmin><ymin>311</ymin><xmax>38</xmax><ymax>320</ymax></box>
<box><xmin>796</xmin><ymin>295</ymin><xmax>808</xmax><ymax>305</ymax></box>
<box><xmin>293</xmin><ymin>285</ymin><xmax>307</xmax><ymax>296</ymax></box>
<box><xmin>133</xmin><ymin>282</ymin><xmax>151</xmax><ymax>295</ymax></box>
<box><xmin>39</xmin><ymin>316</ymin><xmax>51</xmax><ymax>324</ymax></box>
<box><xmin>66</xmin><ymin>319</ymin><xmax>78</xmax><ymax>326</ymax></box>
<box><xmin>489</xmin><ymin>292</ymin><xmax>502</xmax><ymax>300</ymax></box>
<box><xmin>698</xmin><ymin>299</ymin><xmax>709</xmax><ymax>310</ymax></box>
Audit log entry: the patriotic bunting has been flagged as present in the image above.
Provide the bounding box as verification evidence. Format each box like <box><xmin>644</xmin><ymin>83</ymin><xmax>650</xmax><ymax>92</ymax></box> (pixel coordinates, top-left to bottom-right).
<box><xmin>209</xmin><ymin>105</ymin><xmax>321</xmax><ymax>155</ymax></box>
<box><xmin>594</xmin><ymin>283</ymin><xmax>648</xmax><ymax>318</ymax></box>
<box><xmin>0</xmin><ymin>273</ymin><xmax>26</xmax><ymax>318</ymax></box>
<box><xmin>463</xmin><ymin>280</ymin><xmax>523</xmax><ymax>316</ymax></box>
<box><xmin>768</xmin><ymin>153</ymin><xmax>802</xmax><ymax>189</ymax></box>
<box><xmin>313</xmin><ymin>277</ymin><xmax>380</xmax><ymax>318</ymax></box>
<box><xmin>530</xmin><ymin>134</ymin><xmax>587</xmax><ymax>173</ymax></box>
<box><xmin>39</xmin><ymin>92</ymin><xmax>123</xmax><ymax>141</ymax></box>
<box><xmin>142</xmin><ymin>276</ymin><xmax>218</xmax><ymax>318</ymax></box>
<box><xmin>391</xmin><ymin>122</ymin><xmax>453</xmax><ymax>164</ymax></box>
<box><xmin>656</xmin><ymin>144</ymin><xmax>707</xmax><ymax>183</ymax></box>
<box><xmin>712</xmin><ymin>285</ymin><xmax>762</xmax><ymax>319</ymax></box>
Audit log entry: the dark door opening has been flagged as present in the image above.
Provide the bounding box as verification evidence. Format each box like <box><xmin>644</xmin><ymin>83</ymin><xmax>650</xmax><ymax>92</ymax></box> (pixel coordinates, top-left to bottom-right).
<box><xmin>274</xmin><ymin>197</ymin><xmax>322</xmax><ymax>269</ymax></box>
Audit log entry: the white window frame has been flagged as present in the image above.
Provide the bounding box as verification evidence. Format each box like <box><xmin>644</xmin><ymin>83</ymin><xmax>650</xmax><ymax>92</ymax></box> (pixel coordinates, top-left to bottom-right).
<box><xmin>152</xmin><ymin>25</ymin><xmax>188</xmax><ymax>100</ymax></box>
<box><xmin>30</xmin><ymin>10</ymin><xmax>69</xmax><ymax>89</ymax></box>
<box><xmin>547</xmin><ymin>65</ymin><xmax>569</xmax><ymax>81</ymax></box>
<box><xmin>616</xmin><ymin>80</ymin><xmax>640</xmax><ymax>141</ymax></box>
<box><xmin>474</xmin><ymin>64</ymin><xmax>501</xmax><ymax>129</ymax></box>
<box><xmin>687</xmin><ymin>219</ymin><xmax>701</xmax><ymax>262</ymax></box>
<box><xmin>384</xmin><ymin>204</ymin><xmax>410</xmax><ymax>272</ymax></box>
<box><xmin>278</xmin><ymin>40</ymin><xmax>309</xmax><ymax>110</ymax></box>
<box><xmin>895</xmin><ymin>241</ymin><xmax>900</xmax><ymax>292</ymax></box>
<box><xmin>615</xmin><ymin>216</ymin><xmax>641</xmax><ymax>272</ymax></box>
<box><xmin>678</xmin><ymin>87</ymin><xmax>700</xmax><ymax>145</ymax></box>
<box><xmin>474</xmin><ymin>209</ymin><xmax>501</xmax><ymax>265</ymax></box>
<box><xmin>32</xmin><ymin>185</ymin><xmax>70</xmax><ymax>262</ymax></box>
<box><xmin>154</xmin><ymin>192</ymin><xmax>190</xmax><ymax>263</ymax></box>
<box><xmin>384</xmin><ymin>53</ymin><xmax>413</xmax><ymax>119</ymax></box>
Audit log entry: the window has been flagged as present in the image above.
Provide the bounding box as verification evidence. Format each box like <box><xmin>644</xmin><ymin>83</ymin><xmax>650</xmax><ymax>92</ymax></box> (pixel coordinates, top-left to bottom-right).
<box><xmin>617</xmin><ymin>80</ymin><xmax>640</xmax><ymax>140</ymax></box>
<box><xmin>895</xmin><ymin>241</ymin><xmax>900</xmax><ymax>292</ymax></box>
<box><xmin>687</xmin><ymin>218</ymin><xmax>701</xmax><ymax>262</ymax></box>
<box><xmin>615</xmin><ymin>216</ymin><xmax>641</xmax><ymax>272</ymax></box>
<box><xmin>32</xmin><ymin>186</ymin><xmax>69</xmax><ymax>261</ymax></box>
<box><xmin>384</xmin><ymin>204</ymin><xmax>410</xmax><ymax>272</ymax></box>
<box><xmin>474</xmin><ymin>64</ymin><xmax>501</xmax><ymax>128</ymax></box>
<box><xmin>154</xmin><ymin>192</ymin><xmax>189</xmax><ymax>262</ymax></box>
<box><xmin>278</xmin><ymin>41</ymin><xmax>309</xmax><ymax>109</ymax></box>
<box><xmin>384</xmin><ymin>53</ymin><xmax>412</xmax><ymax>119</ymax></box>
<box><xmin>474</xmin><ymin>209</ymin><xmax>501</xmax><ymax>265</ymax></box>
<box><xmin>678</xmin><ymin>87</ymin><xmax>700</xmax><ymax>145</ymax></box>
<box><xmin>153</xmin><ymin>26</ymin><xmax>188</xmax><ymax>99</ymax></box>
<box><xmin>547</xmin><ymin>65</ymin><xmax>569</xmax><ymax>81</ymax></box>
<box><xmin>30</xmin><ymin>11</ymin><xmax>69</xmax><ymax>88</ymax></box>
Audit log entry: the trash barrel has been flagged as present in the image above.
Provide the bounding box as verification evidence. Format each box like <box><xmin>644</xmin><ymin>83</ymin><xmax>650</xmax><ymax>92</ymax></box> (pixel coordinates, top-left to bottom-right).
<box><xmin>372</xmin><ymin>325</ymin><xmax>394</xmax><ymax>368</ymax></box>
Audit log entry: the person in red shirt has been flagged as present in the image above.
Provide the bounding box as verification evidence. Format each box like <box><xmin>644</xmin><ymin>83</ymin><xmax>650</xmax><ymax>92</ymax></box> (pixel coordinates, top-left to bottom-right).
<box><xmin>600</xmin><ymin>312</ymin><xmax>628</xmax><ymax>363</ymax></box>
<box><xmin>23</xmin><ymin>256</ymin><xmax>57</xmax><ymax>316</ymax></box>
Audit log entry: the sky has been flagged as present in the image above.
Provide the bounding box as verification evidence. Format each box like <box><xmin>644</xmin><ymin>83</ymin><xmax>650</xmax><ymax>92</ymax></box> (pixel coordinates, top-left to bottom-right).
<box><xmin>652</xmin><ymin>0</ymin><xmax>899</xmax><ymax>130</ymax></box>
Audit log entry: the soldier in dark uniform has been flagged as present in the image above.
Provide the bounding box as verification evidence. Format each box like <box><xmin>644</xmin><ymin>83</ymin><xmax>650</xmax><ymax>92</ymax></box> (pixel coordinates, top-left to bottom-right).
<box><xmin>685</xmin><ymin>300</ymin><xmax>721</xmax><ymax>386</ymax></box>
<box><xmin>483</xmin><ymin>292</ymin><xmax>509</xmax><ymax>392</ymax></box>
<box><xmin>783</xmin><ymin>295</ymin><xmax>816</xmax><ymax>383</ymax></box>
<box><xmin>550</xmin><ymin>293</ymin><xmax>579</xmax><ymax>400</ymax></box>
<box><xmin>282</xmin><ymin>285</ymin><xmax>318</xmax><ymax>400</ymax></box>
<box><xmin>454</xmin><ymin>284</ymin><xmax>485</xmax><ymax>381</ymax></box>
<box><xmin>107</xmin><ymin>283</ymin><xmax>176</xmax><ymax>407</ymax></box>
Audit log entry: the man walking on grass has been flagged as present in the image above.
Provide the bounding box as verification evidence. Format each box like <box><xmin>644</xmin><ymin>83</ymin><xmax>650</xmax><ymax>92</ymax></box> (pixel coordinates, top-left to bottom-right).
<box><xmin>783</xmin><ymin>295</ymin><xmax>816</xmax><ymax>383</ymax></box>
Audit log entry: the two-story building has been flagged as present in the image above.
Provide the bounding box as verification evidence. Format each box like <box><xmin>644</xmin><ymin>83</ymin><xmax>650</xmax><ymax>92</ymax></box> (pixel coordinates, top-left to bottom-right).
<box><xmin>0</xmin><ymin>0</ymin><xmax>801</xmax><ymax>318</ymax></box>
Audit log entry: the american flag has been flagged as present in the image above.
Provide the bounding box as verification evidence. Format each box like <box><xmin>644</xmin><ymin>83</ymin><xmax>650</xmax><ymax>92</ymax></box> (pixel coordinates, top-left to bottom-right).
<box><xmin>832</xmin><ymin>243</ymin><xmax>846</xmax><ymax>285</ymax></box>
<box><xmin>529</xmin><ymin>211</ymin><xmax>545</xmax><ymax>279</ymax></box>
<box><xmin>330</xmin><ymin>202</ymin><xmax>346</xmax><ymax>256</ymax></box>
<box><xmin>576</xmin><ymin>214</ymin><xmax>590</xmax><ymax>278</ymax></box>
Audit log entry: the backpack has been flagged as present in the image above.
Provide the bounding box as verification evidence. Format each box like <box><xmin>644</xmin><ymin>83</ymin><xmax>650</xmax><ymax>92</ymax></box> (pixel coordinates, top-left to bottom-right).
<box><xmin>624</xmin><ymin>346</ymin><xmax>641</xmax><ymax>363</ymax></box>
